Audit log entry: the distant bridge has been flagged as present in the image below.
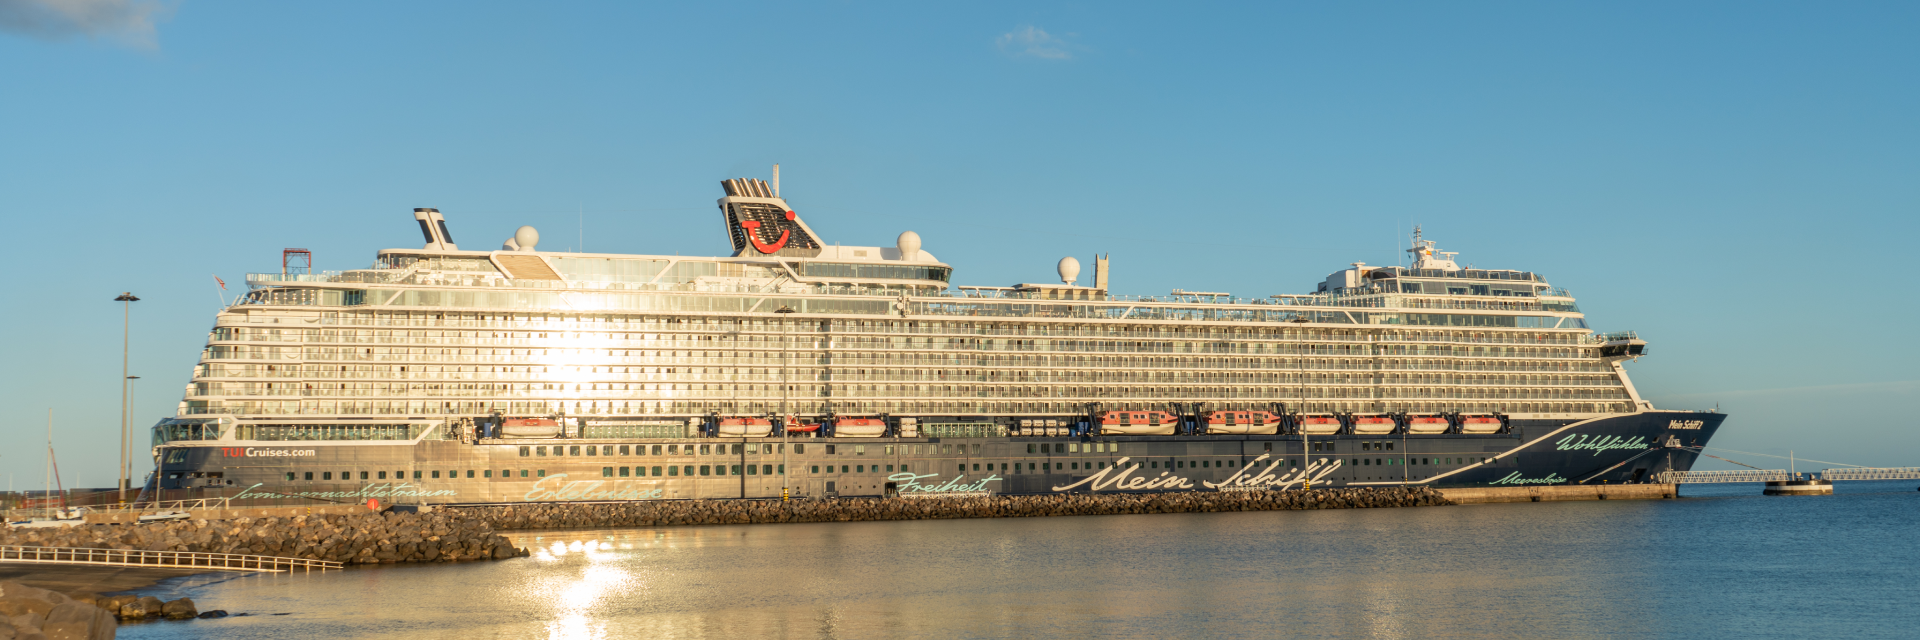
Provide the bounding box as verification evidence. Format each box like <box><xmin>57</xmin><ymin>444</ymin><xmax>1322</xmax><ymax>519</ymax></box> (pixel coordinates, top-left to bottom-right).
<box><xmin>1657</xmin><ymin>467</ymin><xmax>1920</xmax><ymax>484</ymax></box>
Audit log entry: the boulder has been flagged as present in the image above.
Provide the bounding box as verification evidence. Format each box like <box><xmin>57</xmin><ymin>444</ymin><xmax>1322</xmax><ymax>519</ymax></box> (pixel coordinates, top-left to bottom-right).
<box><xmin>39</xmin><ymin>601</ymin><xmax>113</xmax><ymax>640</ymax></box>
<box><xmin>160</xmin><ymin>598</ymin><xmax>197</xmax><ymax>621</ymax></box>
<box><xmin>196</xmin><ymin>610</ymin><xmax>229</xmax><ymax>619</ymax></box>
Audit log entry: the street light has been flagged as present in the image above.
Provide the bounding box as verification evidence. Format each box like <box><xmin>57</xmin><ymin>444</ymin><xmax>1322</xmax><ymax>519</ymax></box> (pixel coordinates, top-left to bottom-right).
<box><xmin>115</xmin><ymin>292</ymin><xmax>139</xmax><ymax>502</ymax></box>
<box><xmin>127</xmin><ymin>375</ymin><xmax>140</xmax><ymax>499</ymax></box>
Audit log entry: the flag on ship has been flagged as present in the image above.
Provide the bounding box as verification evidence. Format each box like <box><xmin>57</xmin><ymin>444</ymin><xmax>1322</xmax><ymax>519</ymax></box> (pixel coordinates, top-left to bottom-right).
<box><xmin>213</xmin><ymin>274</ymin><xmax>226</xmax><ymax>290</ymax></box>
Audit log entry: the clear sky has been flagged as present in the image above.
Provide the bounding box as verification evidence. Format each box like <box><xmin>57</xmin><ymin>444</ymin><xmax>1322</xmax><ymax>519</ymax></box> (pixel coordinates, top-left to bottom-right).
<box><xmin>2</xmin><ymin>1</ymin><xmax>1915</xmax><ymax>488</ymax></box>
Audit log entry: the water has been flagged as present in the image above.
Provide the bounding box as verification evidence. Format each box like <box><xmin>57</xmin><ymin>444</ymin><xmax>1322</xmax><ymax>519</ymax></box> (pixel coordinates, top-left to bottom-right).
<box><xmin>118</xmin><ymin>482</ymin><xmax>1920</xmax><ymax>639</ymax></box>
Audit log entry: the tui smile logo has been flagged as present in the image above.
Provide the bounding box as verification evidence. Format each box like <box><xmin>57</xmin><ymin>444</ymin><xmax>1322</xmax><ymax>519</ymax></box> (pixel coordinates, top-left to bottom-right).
<box><xmin>740</xmin><ymin>210</ymin><xmax>797</xmax><ymax>253</ymax></box>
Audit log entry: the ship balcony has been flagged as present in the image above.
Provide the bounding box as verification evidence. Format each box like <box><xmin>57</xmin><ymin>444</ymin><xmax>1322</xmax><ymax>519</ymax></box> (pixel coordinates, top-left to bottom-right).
<box><xmin>1596</xmin><ymin>331</ymin><xmax>1648</xmax><ymax>360</ymax></box>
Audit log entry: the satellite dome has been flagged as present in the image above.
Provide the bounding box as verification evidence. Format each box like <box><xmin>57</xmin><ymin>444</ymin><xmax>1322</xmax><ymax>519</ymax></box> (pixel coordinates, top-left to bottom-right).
<box><xmin>897</xmin><ymin>231</ymin><xmax>922</xmax><ymax>261</ymax></box>
<box><xmin>1058</xmin><ymin>256</ymin><xmax>1080</xmax><ymax>285</ymax></box>
<box><xmin>515</xmin><ymin>226</ymin><xmax>540</xmax><ymax>251</ymax></box>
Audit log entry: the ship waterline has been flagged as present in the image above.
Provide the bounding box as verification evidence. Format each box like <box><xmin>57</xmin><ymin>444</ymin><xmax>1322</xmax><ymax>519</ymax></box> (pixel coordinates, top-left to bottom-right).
<box><xmin>145</xmin><ymin>173</ymin><xmax>1724</xmax><ymax>502</ymax></box>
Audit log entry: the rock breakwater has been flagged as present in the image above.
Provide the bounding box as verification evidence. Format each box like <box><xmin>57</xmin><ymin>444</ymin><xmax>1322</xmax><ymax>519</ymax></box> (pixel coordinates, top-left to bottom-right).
<box><xmin>0</xmin><ymin>511</ymin><xmax>526</xmax><ymax>565</ymax></box>
<box><xmin>463</xmin><ymin>487</ymin><xmax>1452</xmax><ymax>530</ymax></box>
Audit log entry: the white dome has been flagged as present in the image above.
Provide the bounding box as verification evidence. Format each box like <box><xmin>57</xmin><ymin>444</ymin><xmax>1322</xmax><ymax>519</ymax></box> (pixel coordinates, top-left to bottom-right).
<box><xmin>515</xmin><ymin>226</ymin><xmax>540</xmax><ymax>251</ymax></box>
<box><xmin>896</xmin><ymin>231</ymin><xmax>922</xmax><ymax>261</ymax></box>
<box><xmin>1058</xmin><ymin>256</ymin><xmax>1080</xmax><ymax>285</ymax></box>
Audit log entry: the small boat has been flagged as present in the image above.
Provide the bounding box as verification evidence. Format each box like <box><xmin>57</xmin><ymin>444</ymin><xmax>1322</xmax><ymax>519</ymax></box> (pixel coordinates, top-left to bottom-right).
<box><xmin>1203</xmin><ymin>410</ymin><xmax>1280</xmax><ymax>435</ymax></box>
<box><xmin>1298</xmin><ymin>415</ymin><xmax>1341</xmax><ymax>435</ymax></box>
<box><xmin>1352</xmin><ymin>415</ymin><xmax>1396</xmax><ymax>434</ymax></box>
<box><xmin>1461</xmin><ymin>415</ymin><xmax>1502</xmax><ymax>434</ymax></box>
<box><xmin>832</xmin><ymin>417</ymin><xmax>887</xmax><ymax>438</ymax></box>
<box><xmin>1096</xmin><ymin>411</ymin><xmax>1178</xmax><ymax>436</ymax></box>
<box><xmin>499</xmin><ymin>418</ymin><xmax>563</xmax><ymax>438</ymax></box>
<box><xmin>137</xmin><ymin>510</ymin><xmax>192</xmax><ymax>523</ymax></box>
<box><xmin>716</xmin><ymin>417</ymin><xmax>774</xmax><ymax>437</ymax></box>
<box><xmin>1407</xmin><ymin>415</ymin><xmax>1451</xmax><ymax>434</ymax></box>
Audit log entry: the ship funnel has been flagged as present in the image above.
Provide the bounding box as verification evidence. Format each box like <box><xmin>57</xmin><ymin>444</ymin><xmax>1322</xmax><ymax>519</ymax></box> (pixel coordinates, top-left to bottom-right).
<box><xmin>412</xmin><ymin>208</ymin><xmax>457</xmax><ymax>251</ymax></box>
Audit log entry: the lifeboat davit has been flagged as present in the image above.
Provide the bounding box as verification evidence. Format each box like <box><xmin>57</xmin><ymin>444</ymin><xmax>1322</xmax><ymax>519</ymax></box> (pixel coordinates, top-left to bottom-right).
<box><xmin>1352</xmin><ymin>415</ymin><xmax>1396</xmax><ymax>434</ymax></box>
<box><xmin>1407</xmin><ymin>415</ymin><xmax>1450</xmax><ymax>434</ymax></box>
<box><xmin>499</xmin><ymin>418</ymin><xmax>562</xmax><ymax>438</ymax></box>
<box><xmin>833</xmin><ymin>417</ymin><xmax>887</xmax><ymax>438</ymax></box>
<box><xmin>1203</xmin><ymin>410</ymin><xmax>1279</xmax><ymax>435</ymax></box>
<box><xmin>1297</xmin><ymin>415</ymin><xmax>1341</xmax><ymax>435</ymax></box>
<box><xmin>717</xmin><ymin>417</ymin><xmax>773</xmax><ymax>437</ymax></box>
<box><xmin>1096</xmin><ymin>410</ymin><xmax>1179</xmax><ymax>436</ymax></box>
<box><xmin>1461</xmin><ymin>415</ymin><xmax>1502</xmax><ymax>434</ymax></box>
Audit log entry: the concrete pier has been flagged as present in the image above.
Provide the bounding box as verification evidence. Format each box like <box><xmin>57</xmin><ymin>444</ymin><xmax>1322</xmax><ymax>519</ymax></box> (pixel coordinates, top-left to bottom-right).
<box><xmin>1438</xmin><ymin>484</ymin><xmax>1676</xmax><ymax>504</ymax></box>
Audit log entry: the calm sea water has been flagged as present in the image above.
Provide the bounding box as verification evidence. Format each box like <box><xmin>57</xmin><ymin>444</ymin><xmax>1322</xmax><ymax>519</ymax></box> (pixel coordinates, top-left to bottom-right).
<box><xmin>116</xmin><ymin>481</ymin><xmax>1919</xmax><ymax>640</ymax></box>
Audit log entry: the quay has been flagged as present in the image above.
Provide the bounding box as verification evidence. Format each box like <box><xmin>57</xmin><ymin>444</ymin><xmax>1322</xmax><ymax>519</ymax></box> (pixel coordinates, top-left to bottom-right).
<box><xmin>1438</xmin><ymin>483</ymin><xmax>1675</xmax><ymax>504</ymax></box>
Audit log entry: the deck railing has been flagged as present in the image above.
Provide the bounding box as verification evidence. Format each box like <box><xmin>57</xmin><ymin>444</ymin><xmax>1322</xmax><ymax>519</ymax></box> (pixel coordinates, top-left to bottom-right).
<box><xmin>0</xmin><ymin>545</ymin><xmax>342</xmax><ymax>573</ymax></box>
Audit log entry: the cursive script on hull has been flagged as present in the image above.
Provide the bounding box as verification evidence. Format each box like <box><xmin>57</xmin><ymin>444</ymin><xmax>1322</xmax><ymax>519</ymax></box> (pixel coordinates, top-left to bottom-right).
<box><xmin>234</xmin><ymin>482</ymin><xmax>458</xmax><ymax>501</ymax></box>
<box><xmin>522</xmin><ymin>474</ymin><xmax>667</xmax><ymax>502</ymax></box>
<box><xmin>1488</xmin><ymin>471</ymin><xmax>1568</xmax><ymax>485</ymax></box>
<box><xmin>1554</xmin><ymin>434</ymin><xmax>1650</xmax><ymax>456</ymax></box>
<box><xmin>889</xmin><ymin>472</ymin><xmax>1000</xmax><ymax>495</ymax></box>
<box><xmin>1049</xmin><ymin>455</ymin><xmax>1344</xmax><ymax>493</ymax></box>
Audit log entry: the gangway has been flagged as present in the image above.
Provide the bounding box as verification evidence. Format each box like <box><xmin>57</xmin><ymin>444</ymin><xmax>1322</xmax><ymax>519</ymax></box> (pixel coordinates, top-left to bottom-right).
<box><xmin>0</xmin><ymin>545</ymin><xmax>341</xmax><ymax>573</ymax></box>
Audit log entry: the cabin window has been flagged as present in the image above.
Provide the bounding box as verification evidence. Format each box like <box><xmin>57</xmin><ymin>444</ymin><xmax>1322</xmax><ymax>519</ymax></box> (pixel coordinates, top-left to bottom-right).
<box><xmin>794</xmin><ymin>444</ymin><xmax>807</xmax><ymax>454</ymax></box>
<box><xmin>885</xmin><ymin>465</ymin><xmax>893</xmax><ymax>472</ymax></box>
<box><xmin>885</xmin><ymin>446</ymin><xmax>895</xmax><ymax>455</ymax></box>
<box><xmin>667</xmin><ymin>445</ymin><xmax>678</xmax><ymax>455</ymax></box>
<box><xmin>856</xmin><ymin>445</ymin><xmax>866</xmax><ymax>455</ymax></box>
<box><xmin>485</xmin><ymin>470</ymin><xmax>493</xmax><ymax>478</ymax></box>
<box><xmin>303</xmin><ymin>472</ymin><xmax>312</xmax><ymax>480</ymax></box>
<box><xmin>323</xmin><ymin>472</ymin><xmax>332</xmax><ymax>480</ymax></box>
<box><xmin>1053</xmin><ymin>444</ymin><xmax>1065</xmax><ymax>453</ymax></box>
<box><xmin>378</xmin><ymin>471</ymin><xmax>388</xmax><ymax>480</ymax></box>
<box><xmin>602</xmin><ymin>467</ymin><xmax>613</xmax><ymax>478</ymax></box>
<box><xmin>519</xmin><ymin>470</ymin><xmax>527</xmax><ymax>477</ymax></box>
<box><xmin>748</xmin><ymin>465</ymin><xmax>758</xmax><ymax>475</ymax></box>
<box><xmin>569</xmin><ymin>446</ymin><xmax>581</xmax><ymax>456</ymax></box>
<box><xmin>810</xmin><ymin>466</ymin><xmax>819</xmax><ymax>473</ymax></box>
<box><xmin>731</xmin><ymin>444</ymin><xmax>743</xmax><ymax>454</ymax></box>
<box><xmin>537</xmin><ymin>470</ymin><xmax>546</xmax><ymax>477</ymax></box>
<box><xmin>856</xmin><ymin>465</ymin><xmax>864</xmax><ymax>473</ymax></box>
<box><xmin>700</xmin><ymin>445</ymin><xmax>711</xmax><ymax>455</ymax></box>
<box><xmin>826</xmin><ymin>445</ymin><xmax>837</xmax><ymax>454</ymax></box>
<box><xmin>432</xmin><ymin>470</ymin><xmax>441</xmax><ymax>478</ymax></box>
<box><xmin>619</xmin><ymin>445</ymin><xmax>630</xmax><ymax>456</ymax></box>
<box><xmin>536</xmin><ymin>446</ymin><xmax>546</xmax><ymax>456</ymax></box>
<box><xmin>519</xmin><ymin>446</ymin><xmax>530</xmax><ymax>457</ymax></box>
<box><xmin>941</xmin><ymin>445</ymin><xmax>952</xmax><ymax>454</ymax></box>
<box><xmin>651</xmin><ymin>466</ymin><xmax>663</xmax><ymax>476</ymax></box>
<box><xmin>286</xmin><ymin>472</ymin><xmax>295</xmax><ymax>481</ymax></box>
<box><xmin>763</xmin><ymin>465</ymin><xmax>773</xmax><ymax>475</ymax></box>
<box><xmin>700</xmin><ymin>465</ymin><xmax>711</xmax><ymax>476</ymax></box>
<box><xmin>360</xmin><ymin>472</ymin><xmax>369</xmax><ymax>480</ymax></box>
<box><xmin>1151</xmin><ymin>461</ymin><xmax>1158</xmax><ymax>468</ymax></box>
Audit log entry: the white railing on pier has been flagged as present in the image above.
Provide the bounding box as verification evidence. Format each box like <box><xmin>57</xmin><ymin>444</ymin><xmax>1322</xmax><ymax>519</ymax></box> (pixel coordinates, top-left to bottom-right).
<box><xmin>91</xmin><ymin>497</ymin><xmax>235</xmax><ymax>513</ymax></box>
<box><xmin>1656</xmin><ymin>470</ymin><xmax>1791</xmax><ymax>484</ymax></box>
<box><xmin>1818</xmin><ymin>467</ymin><xmax>1920</xmax><ymax>481</ymax></box>
<box><xmin>0</xmin><ymin>545</ymin><xmax>342</xmax><ymax>573</ymax></box>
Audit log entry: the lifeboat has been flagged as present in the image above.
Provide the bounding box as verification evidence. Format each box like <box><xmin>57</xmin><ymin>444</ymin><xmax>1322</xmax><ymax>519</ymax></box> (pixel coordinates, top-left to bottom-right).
<box><xmin>716</xmin><ymin>417</ymin><xmax>773</xmax><ymax>437</ymax></box>
<box><xmin>833</xmin><ymin>417</ymin><xmax>888</xmax><ymax>438</ymax></box>
<box><xmin>1096</xmin><ymin>410</ymin><xmax>1179</xmax><ymax>436</ymax></box>
<box><xmin>1203</xmin><ymin>410</ymin><xmax>1279</xmax><ymax>435</ymax></box>
<box><xmin>1407</xmin><ymin>415</ymin><xmax>1450</xmax><ymax>434</ymax></box>
<box><xmin>1297</xmin><ymin>415</ymin><xmax>1341</xmax><ymax>435</ymax></box>
<box><xmin>1461</xmin><ymin>415</ymin><xmax>1503</xmax><ymax>434</ymax></box>
<box><xmin>783</xmin><ymin>419</ymin><xmax>822</xmax><ymax>433</ymax></box>
<box><xmin>499</xmin><ymin>418</ymin><xmax>562</xmax><ymax>438</ymax></box>
<box><xmin>1352</xmin><ymin>415</ymin><xmax>1396</xmax><ymax>434</ymax></box>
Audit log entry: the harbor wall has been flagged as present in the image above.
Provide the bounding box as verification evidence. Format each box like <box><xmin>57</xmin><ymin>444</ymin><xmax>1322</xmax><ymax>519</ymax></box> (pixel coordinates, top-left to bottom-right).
<box><xmin>1439</xmin><ymin>483</ymin><xmax>1676</xmax><ymax>504</ymax></box>
<box><xmin>460</xmin><ymin>486</ymin><xmax>1453</xmax><ymax>530</ymax></box>
<box><xmin>83</xmin><ymin>504</ymin><xmax>366</xmax><ymax>525</ymax></box>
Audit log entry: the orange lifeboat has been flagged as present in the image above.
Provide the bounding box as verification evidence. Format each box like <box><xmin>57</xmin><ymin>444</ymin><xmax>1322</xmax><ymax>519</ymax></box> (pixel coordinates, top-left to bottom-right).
<box><xmin>1298</xmin><ymin>415</ymin><xmax>1341</xmax><ymax>435</ymax></box>
<box><xmin>1096</xmin><ymin>410</ymin><xmax>1179</xmax><ymax>436</ymax></box>
<box><xmin>833</xmin><ymin>417</ymin><xmax>887</xmax><ymax>438</ymax></box>
<box><xmin>499</xmin><ymin>418</ymin><xmax>562</xmax><ymax>438</ymax></box>
<box><xmin>717</xmin><ymin>417</ymin><xmax>773</xmax><ymax>437</ymax></box>
<box><xmin>1407</xmin><ymin>415</ymin><xmax>1450</xmax><ymax>434</ymax></box>
<box><xmin>1203</xmin><ymin>410</ymin><xmax>1279</xmax><ymax>435</ymax></box>
<box><xmin>1352</xmin><ymin>416</ymin><xmax>1396</xmax><ymax>434</ymax></box>
<box><xmin>1461</xmin><ymin>415</ymin><xmax>1502</xmax><ymax>434</ymax></box>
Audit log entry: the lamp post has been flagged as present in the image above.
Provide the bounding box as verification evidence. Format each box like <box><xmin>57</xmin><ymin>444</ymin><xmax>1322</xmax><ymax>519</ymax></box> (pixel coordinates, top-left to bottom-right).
<box><xmin>127</xmin><ymin>375</ymin><xmax>140</xmax><ymax>499</ymax></box>
<box><xmin>115</xmin><ymin>292</ymin><xmax>139</xmax><ymax>502</ymax></box>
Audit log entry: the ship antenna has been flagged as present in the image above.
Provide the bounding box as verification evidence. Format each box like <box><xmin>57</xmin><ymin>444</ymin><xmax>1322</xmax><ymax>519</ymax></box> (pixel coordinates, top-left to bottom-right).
<box><xmin>772</xmin><ymin>164</ymin><xmax>780</xmax><ymax>197</ymax></box>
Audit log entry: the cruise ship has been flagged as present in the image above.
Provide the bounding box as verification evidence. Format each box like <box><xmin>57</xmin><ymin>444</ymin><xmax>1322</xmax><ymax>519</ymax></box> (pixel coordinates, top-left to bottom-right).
<box><xmin>146</xmin><ymin>169</ymin><xmax>1726</xmax><ymax>504</ymax></box>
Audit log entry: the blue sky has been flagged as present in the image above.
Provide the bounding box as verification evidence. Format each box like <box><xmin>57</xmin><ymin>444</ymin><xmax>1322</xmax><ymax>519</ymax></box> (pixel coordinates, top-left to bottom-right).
<box><xmin>2</xmin><ymin>1</ymin><xmax>1916</xmax><ymax>487</ymax></box>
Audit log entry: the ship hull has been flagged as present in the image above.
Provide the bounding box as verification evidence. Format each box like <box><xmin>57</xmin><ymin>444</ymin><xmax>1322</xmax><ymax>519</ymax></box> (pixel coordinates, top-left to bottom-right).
<box><xmin>149</xmin><ymin>411</ymin><xmax>1723</xmax><ymax>505</ymax></box>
